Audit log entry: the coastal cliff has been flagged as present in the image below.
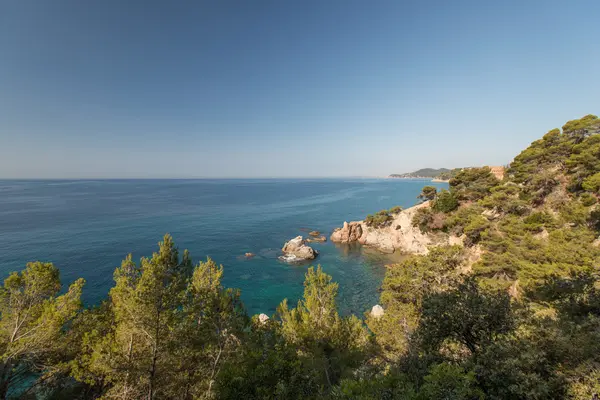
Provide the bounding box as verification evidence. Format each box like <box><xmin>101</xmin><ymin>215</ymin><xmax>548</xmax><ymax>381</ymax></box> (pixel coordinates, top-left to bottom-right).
<box><xmin>331</xmin><ymin>202</ymin><xmax>460</xmax><ymax>254</ymax></box>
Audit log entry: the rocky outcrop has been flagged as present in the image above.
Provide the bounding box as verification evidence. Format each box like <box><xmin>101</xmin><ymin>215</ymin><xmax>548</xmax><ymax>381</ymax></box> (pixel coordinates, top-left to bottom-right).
<box><xmin>330</xmin><ymin>202</ymin><xmax>456</xmax><ymax>254</ymax></box>
<box><xmin>305</xmin><ymin>235</ymin><xmax>327</xmax><ymax>243</ymax></box>
<box><xmin>280</xmin><ymin>236</ymin><xmax>318</xmax><ymax>262</ymax></box>
<box><xmin>308</xmin><ymin>231</ymin><xmax>320</xmax><ymax>237</ymax></box>
<box><xmin>370</xmin><ymin>305</ymin><xmax>384</xmax><ymax>318</ymax></box>
<box><xmin>330</xmin><ymin>222</ymin><xmax>363</xmax><ymax>243</ymax></box>
<box><xmin>245</xmin><ymin>252</ymin><xmax>255</xmax><ymax>258</ymax></box>
<box><xmin>258</xmin><ymin>313</ymin><xmax>270</xmax><ymax>324</ymax></box>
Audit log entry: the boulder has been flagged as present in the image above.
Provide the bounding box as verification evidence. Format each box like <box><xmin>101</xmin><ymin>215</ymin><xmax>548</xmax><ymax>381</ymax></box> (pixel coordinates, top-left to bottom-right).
<box><xmin>245</xmin><ymin>252</ymin><xmax>255</xmax><ymax>258</ymax></box>
<box><xmin>280</xmin><ymin>236</ymin><xmax>318</xmax><ymax>262</ymax></box>
<box><xmin>306</xmin><ymin>235</ymin><xmax>327</xmax><ymax>243</ymax></box>
<box><xmin>330</xmin><ymin>221</ymin><xmax>363</xmax><ymax>243</ymax></box>
<box><xmin>308</xmin><ymin>230</ymin><xmax>320</xmax><ymax>237</ymax></box>
<box><xmin>258</xmin><ymin>313</ymin><xmax>270</xmax><ymax>324</ymax></box>
<box><xmin>370</xmin><ymin>305</ymin><xmax>384</xmax><ymax>318</ymax></box>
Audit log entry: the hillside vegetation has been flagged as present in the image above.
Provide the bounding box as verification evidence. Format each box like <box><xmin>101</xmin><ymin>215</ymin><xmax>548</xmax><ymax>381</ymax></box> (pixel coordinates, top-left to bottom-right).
<box><xmin>1</xmin><ymin>115</ymin><xmax>600</xmax><ymax>399</ymax></box>
<box><xmin>390</xmin><ymin>168</ymin><xmax>452</xmax><ymax>179</ymax></box>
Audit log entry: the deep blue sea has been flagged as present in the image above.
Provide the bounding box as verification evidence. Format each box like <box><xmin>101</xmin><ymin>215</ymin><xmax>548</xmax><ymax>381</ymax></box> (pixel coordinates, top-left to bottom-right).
<box><xmin>0</xmin><ymin>179</ymin><xmax>447</xmax><ymax>316</ymax></box>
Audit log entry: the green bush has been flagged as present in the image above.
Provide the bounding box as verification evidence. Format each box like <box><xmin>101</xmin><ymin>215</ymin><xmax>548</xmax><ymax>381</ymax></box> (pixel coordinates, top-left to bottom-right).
<box><xmin>389</xmin><ymin>206</ymin><xmax>403</xmax><ymax>214</ymax></box>
<box><xmin>412</xmin><ymin>207</ymin><xmax>435</xmax><ymax>233</ymax></box>
<box><xmin>432</xmin><ymin>190</ymin><xmax>458</xmax><ymax>213</ymax></box>
<box><xmin>450</xmin><ymin>167</ymin><xmax>500</xmax><ymax>201</ymax></box>
<box><xmin>365</xmin><ymin>210</ymin><xmax>394</xmax><ymax>228</ymax></box>
<box><xmin>523</xmin><ymin>211</ymin><xmax>554</xmax><ymax>232</ymax></box>
<box><xmin>582</xmin><ymin>172</ymin><xmax>600</xmax><ymax>194</ymax></box>
<box><xmin>463</xmin><ymin>215</ymin><xmax>490</xmax><ymax>246</ymax></box>
<box><xmin>580</xmin><ymin>192</ymin><xmax>597</xmax><ymax>206</ymax></box>
<box><xmin>418</xmin><ymin>186</ymin><xmax>438</xmax><ymax>202</ymax></box>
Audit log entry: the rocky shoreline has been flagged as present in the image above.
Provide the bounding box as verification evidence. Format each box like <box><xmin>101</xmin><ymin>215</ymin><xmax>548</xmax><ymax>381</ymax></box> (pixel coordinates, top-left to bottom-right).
<box><xmin>330</xmin><ymin>201</ymin><xmax>461</xmax><ymax>255</ymax></box>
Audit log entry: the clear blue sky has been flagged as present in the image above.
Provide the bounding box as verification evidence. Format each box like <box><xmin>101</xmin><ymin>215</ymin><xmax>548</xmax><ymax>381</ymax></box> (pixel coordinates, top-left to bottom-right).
<box><xmin>1</xmin><ymin>0</ymin><xmax>599</xmax><ymax>178</ymax></box>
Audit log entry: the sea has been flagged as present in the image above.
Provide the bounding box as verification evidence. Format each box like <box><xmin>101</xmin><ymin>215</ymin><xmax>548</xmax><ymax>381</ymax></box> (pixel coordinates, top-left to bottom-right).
<box><xmin>0</xmin><ymin>179</ymin><xmax>447</xmax><ymax>316</ymax></box>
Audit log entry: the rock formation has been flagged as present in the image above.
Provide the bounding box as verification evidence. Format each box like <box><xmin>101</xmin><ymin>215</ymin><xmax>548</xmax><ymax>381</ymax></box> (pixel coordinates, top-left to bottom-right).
<box><xmin>258</xmin><ymin>313</ymin><xmax>270</xmax><ymax>324</ymax></box>
<box><xmin>308</xmin><ymin>230</ymin><xmax>320</xmax><ymax>237</ymax></box>
<box><xmin>330</xmin><ymin>221</ymin><xmax>363</xmax><ymax>243</ymax></box>
<box><xmin>305</xmin><ymin>235</ymin><xmax>327</xmax><ymax>243</ymax></box>
<box><xmin>244</xmin><ymin>252</ymin><xmax>255</xmax><ymax>258</ymax></box>
<box><xmin>370</xmin><ymin>304</ymin><xmax>384</xmax><ymax>318</ymax></box>
<box><xmin>330</xmin><ymin>202</ymin><xmax>457</xmax><ymax>254</ymax></box>
<box><xmin>280</xmin><ymin>236</ymin><xmax>318</xmax><ymax>262</ymax></box>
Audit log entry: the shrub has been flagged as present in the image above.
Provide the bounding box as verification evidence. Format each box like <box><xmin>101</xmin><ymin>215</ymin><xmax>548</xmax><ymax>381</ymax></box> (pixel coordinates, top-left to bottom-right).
<box><xmin>412</xmin><ymin>207</ymin><xmax>435</xmax><ymax>233</ymax></box>
<box><xmin>463</xmin><ymin>215</ymin><xmax>490</xmax><ymax>246</ymax></box>
<box><xmin>418</xmin><ymin>186</ymin><xmax>438</xmax><ymax>202</ymax></box>
<box><xmin>443</xmin><ymin>206</ymin><xmax>483</xmax><ymax>236</ymax></box>
<box><xmin>450</xmin><ymin>167</ymin><xmax>500</xmax><ymax>201</ymax></box>
<box><xmin>389</xmin><ymin>206</ymin><xmax>403</xmax><ymax>214</ymax></box>
<box><xmin>523</xmin><ymin>211</ymin><xmax>554</xmax><ymax>232</ymax></box>
<box><xmin>582</xmin><ymin>172</ymin><xmax>600</xmax><ymax>194</ymax></box>
<box><xmin>366</xmin><ymin>210</ymin><xmax>393</xmax><ymax>228</ymax></box>
<box><xmin>580</xmin><ymin>193</ymin><xmax>597</xmax><ymax>206</ymax></box>
<box><xmin>432</xmin><ymin>190</ymin><xmax>459</xmax><ymax>213</ymax></box>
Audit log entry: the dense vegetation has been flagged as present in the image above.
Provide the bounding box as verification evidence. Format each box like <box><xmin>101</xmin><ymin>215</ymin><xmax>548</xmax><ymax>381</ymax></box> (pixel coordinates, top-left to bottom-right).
<box><xmin>2</xmin><ymin>115</ymin><xmax>600</xmax><ymax>399</ymax></box>
<box><xmin>390</xmin><ymin>168</ymin><xmax>463</xmax><ymax>180</ymax></box>
<box><xmin>365</xmin><ymin>206</ymin><xmax>403</xmax><ymax>228</ymax></box>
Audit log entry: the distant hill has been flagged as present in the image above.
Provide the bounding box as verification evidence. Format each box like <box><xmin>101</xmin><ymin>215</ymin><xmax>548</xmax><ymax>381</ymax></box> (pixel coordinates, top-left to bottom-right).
<box><xmin>389</xmin><ymin>168</ymin><xmax>452</xmax><ymax>179</ymax></box>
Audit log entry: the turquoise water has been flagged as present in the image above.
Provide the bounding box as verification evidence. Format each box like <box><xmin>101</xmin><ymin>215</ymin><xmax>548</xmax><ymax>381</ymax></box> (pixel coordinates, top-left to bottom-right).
<box><xmin>0</xmin><ymin>179</ymin><xmax>447</xmax><ymax>316</ymax></box>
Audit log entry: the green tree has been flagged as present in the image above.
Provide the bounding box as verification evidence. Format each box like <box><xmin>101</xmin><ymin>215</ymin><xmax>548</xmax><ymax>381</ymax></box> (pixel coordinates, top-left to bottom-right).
<box><xmin>277</xmin><ymin>266</ymin><xmax>369</xmax><ymax>389</ymax></box>
<box><xmin>582</xmin><ymin>172</ymin><xmax>600</xmax><ymax>194</ymax></box>
<box><xmin>450</xmin><ymin>167</ymin><xmax>499</xmax><ymax>201</ymax></box>
<box><xmin>84</xmin><ymin>235</ymin><xmax>193</xmax><ymax>399</ymax></box>
<box><xmin>417</xmin><ymin>363</ymin><xmax>483</xmax><ymax>400</ymax></box>
<box><xmin>418</xmin><ymin>186</ymin><xmax>438</xmax><ymax>202</ymax></box>
<box><xmin>417</xmin><ymin>278</ymin><xmax>513</xmax><ymax>355</ymax></box>
<box><xmin>73</xmin><ymin>236</ymin><xmax>249</xmax><ymax>399</ymax></box>
<box><xmin>177</xmin><ymin>257</ymin><xmax>247</xmax><ymax>398</ymax></box>
<box><xmin>0</xmin><ymin>262</ymin><xmax>84</xmax><ymax>399</ymax></box>
<box><xmin>432</xmin><ymin>190</ymin><xmax>459</xmax><ymax>213</ymax></box>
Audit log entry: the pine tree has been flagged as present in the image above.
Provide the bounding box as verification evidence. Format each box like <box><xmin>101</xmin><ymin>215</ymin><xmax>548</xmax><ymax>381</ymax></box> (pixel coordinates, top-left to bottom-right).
<box><xmin>0</xmin><ymin>262</ymin><xmax>84</xmax><ymax>399</ymax></box>
<box><xmin>277</xmin><ymin>266</ymin><xmax>369</xmax><ymax>389</ymax></box>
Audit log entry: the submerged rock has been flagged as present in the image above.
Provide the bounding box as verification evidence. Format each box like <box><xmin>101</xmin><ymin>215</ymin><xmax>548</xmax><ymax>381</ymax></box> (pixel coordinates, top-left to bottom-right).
<box><xmin>308</xmin><ymin>230</ymin><xmax>320</xmax><ymax>237</ymax></box>
<box><xmin>280</xmin><ymin>236</ymin><xmax>318</xmax><ymax>262</ymax></box>
<box><xmin>305</xmin><ymin>235</ymin><xmax>327</xmax><ymax>243</ymax></box>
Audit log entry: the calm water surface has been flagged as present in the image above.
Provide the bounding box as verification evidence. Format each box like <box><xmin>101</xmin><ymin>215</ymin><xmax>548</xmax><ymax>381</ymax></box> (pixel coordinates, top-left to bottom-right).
<box><xmin>0</xmin><ymin>179</ymin><xmax>447</xmax><ymax>315</ymax></box>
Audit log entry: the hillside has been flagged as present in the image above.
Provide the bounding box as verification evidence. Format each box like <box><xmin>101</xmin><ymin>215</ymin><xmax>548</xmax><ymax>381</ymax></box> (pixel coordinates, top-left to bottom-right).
<box><xmin>389</xmin><ymin>167</ymin><xmax>451</xmax><ymax>178</ymax></box>
<box><xmin>389</xmin><ymin>167</ymin><xmax>464</xmax><ymax>180</ymax></box>
<box><xmin>335</xmin><ymin>114</ymin><xmax>600</xmax><ymax>398</ymax></box>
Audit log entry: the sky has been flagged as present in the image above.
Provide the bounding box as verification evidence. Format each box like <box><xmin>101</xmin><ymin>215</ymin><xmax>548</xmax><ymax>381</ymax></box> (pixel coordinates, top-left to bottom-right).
<box><xmin>1</xmin><ymin>0</ymin><xmax>599</xmax><ymax>178</ymax></box>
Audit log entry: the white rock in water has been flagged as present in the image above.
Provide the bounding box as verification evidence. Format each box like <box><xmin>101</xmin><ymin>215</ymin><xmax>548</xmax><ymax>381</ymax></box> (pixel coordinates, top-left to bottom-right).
<box><xmin>258</xmin><ymin>313</ymin><xmax>270</xmax><ymax>324</ymax></box>
<box><xmin>280</xmin><ymin>236</ymin><xmax>318</xmax><ymax>261</ymax></box>
<box><xmin>370</xmin><ymin>304</ymin><xmax>384</xmax><ymax>318</ymax></box>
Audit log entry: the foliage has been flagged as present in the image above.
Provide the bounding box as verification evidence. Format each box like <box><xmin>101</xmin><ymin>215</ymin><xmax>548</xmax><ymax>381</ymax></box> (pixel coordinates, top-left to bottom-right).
<box><xmin>582</xmin><ymin>172</ymin><xmax>600</xmax><ymax>193</ymax></box>
<box><xmin>417</xmin><ymin>363</ymin><xmax>483</xmax><ymax>400</ymax></box>
<box><xmin>431</xmin><ymin>189</ymin><xmax>458</xmax><ymax>213</ymax></box>
<box><xmin>277</xmin><ymin>266</ymin><xmax>370</xmax><ymax>389</ymax></box>
<box><xmin>417</xmin><ymin>186</ymin><xmax>437</xmax><ymax>202</ymax></box>
<box><xmin>449</xmin><ymin>167</ymin><xmax>500</xmax><ymax>201</ymax></box>
<box><xmin>0</xmin><ymin>262</ymin><xmax>84</xmax><ymax>399</ymax></box>
<box><xmin>389</xmin><ymin>205</ymin><xmax>403</xmax><ymax>214</ymax></box>
<box><xmin>365</xmin><ymin>209</ymin><xmax>394</xmax><ymax>228</ymax></box>
<box><xmin>417</xmin><ymin>278</ymin><xmax>514</xmax><ymax>355</ymax></box>
<box><xmin>579</xmin><ymin>192</ymin><xmax>597</xmax><ymax>206</ymax></box>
